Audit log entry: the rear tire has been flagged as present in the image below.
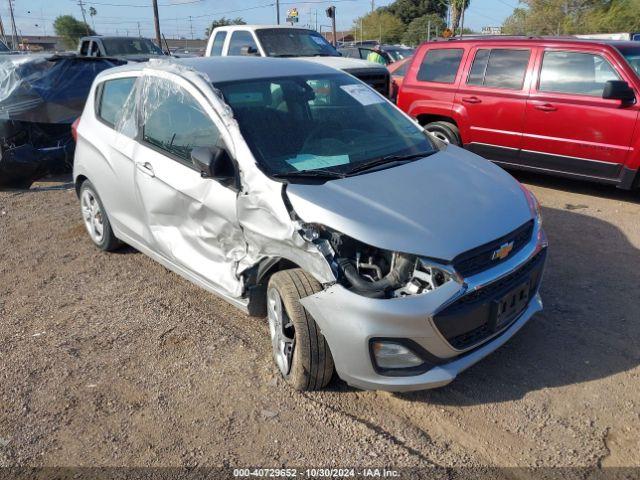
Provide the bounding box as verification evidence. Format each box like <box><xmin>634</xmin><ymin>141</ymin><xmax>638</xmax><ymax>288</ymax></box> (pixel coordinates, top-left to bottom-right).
<box><xmin>267</xmin><ymin>269</ymin><xmax>334</xmax><ymax>391</ymax></box>
<box><xmin>79</xmin><ymin>180</ymin><xmax>121</xmax><ymax>252</ymax></box>
<box><xmin>424</xmin><ymin>121</ymin><xmax>462</xmax><ymax>146</ymax></box>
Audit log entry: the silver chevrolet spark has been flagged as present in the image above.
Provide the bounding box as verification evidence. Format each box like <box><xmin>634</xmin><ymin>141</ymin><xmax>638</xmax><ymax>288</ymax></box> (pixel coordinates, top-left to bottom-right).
<box><xmin>73</xmin><ymin>57</ymin><xmax>547</xmax><ymax>392</ymax></box>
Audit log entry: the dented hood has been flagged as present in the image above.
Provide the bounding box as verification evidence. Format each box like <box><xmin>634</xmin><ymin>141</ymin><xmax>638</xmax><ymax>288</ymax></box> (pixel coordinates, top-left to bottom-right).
<box><xmin>285</xmin><ymin>146</ymin><xmax>533</xmax><ymax>261</ymax></box>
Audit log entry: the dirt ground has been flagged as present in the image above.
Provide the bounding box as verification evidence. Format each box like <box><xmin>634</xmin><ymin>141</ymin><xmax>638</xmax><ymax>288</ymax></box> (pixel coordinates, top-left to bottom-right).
<box><xmin>0</xmin><ymin>170</ymin><xmax>639</xmax><ymax>474</ymax></box>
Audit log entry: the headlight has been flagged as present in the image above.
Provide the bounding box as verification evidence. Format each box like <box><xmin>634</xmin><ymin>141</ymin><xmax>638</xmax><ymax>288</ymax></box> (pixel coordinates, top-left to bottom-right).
<box><xmin>522</xmin><ymin>186</ymin><xmax>542</xmax><ymax>225</ymax></box>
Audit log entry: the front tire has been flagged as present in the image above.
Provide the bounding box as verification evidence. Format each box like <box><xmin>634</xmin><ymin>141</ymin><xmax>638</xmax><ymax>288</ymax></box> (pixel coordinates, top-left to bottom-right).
<box><xmin>267</xmin><ymin>269</ymin><xmax>334</xmax><ymax>391</ymax></box>
<box><xmin>79</xmin><ymin>180</ymin><xmax>120</xmax><ymax>251</ymax></box>
<box><xmin>424</xmin><ymin>121</ymin><xmax>462</xmax><ymax>146</ymax></box>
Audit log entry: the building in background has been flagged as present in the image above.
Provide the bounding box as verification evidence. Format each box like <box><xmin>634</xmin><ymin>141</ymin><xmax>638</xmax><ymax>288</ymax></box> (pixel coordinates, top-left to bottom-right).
<box><xmin>481</xmin><ymin>26</ymin><xmax>502</xmax><ymax>35</ymax></box>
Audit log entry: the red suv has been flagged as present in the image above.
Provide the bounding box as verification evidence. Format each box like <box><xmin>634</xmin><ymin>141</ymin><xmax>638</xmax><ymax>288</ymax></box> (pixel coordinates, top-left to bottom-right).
<box><xmin>397</xmin><ymin>38</ymin><xmax>640</xmax><ymax>189</ymax></box>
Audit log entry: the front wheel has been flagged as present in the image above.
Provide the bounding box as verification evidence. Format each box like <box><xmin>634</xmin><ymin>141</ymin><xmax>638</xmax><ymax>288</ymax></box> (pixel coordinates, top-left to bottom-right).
<box><xmin>424</xmin><ymin>121</ymin><xmax>462</xmax><ymax>146</ymax></box>
<box><xmin>267</xmin><ymin>269</ymin><xmax>334</xmax><ymax>391</ymax></box>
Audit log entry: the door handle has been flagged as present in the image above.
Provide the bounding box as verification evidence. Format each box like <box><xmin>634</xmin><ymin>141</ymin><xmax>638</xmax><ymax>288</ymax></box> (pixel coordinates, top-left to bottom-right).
<box><xmin>136</xmin><ymin>161</ymin><xmax>155</xmax><ymax>177</ymax></box>
<box><xmin>534</xmin><ymin>103</ymin><xmax>557</xmax><ymax>112</ymax></box>
<box><xmin>462</xmin><ymin>96</ymin><xmax>482</xmax><ymax>104</ymax></box>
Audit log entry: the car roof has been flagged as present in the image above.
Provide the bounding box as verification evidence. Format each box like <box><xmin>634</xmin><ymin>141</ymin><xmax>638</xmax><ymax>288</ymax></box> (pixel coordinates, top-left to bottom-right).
<box><xmin>102</xmin><ymin>56</ymin><xmax>342</xmax><ymax>83</ymax></box>
<box><xmin>422</xmin><ymin>36</ymin><xmax>640</xmax><ymax>49</ymax></box>
<box><xmin>214</xmin><ymin>25</ymin><xmax>314</xmax><ymax>31</ymax></box>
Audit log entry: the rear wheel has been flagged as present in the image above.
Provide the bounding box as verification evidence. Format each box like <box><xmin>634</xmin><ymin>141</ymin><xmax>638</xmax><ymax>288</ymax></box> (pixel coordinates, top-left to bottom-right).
<box><xmin>424</xmin><ymin>121</ymin><xmax>462</xmax><ymax>146</ymax></box>
<box><xmin>267</xmin><ymin>269</ymin><xmax>334</xmax><ymax>391</ymax></box>
<box><xmin>79</xmin><ymin>180</ymin><xmax>120</xmax><ymax>251</ymax></box>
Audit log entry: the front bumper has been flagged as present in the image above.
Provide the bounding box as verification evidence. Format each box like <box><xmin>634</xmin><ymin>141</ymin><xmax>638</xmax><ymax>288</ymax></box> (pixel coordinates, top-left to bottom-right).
<box><xmin>300</xmin><ymin>225</ymin><xmax>547</xmax><ymax>392</ymax></box>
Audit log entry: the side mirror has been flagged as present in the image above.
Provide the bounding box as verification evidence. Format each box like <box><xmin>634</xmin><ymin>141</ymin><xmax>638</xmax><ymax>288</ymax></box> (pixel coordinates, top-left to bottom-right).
<box><xmin>191</xmin><ymin>146</ymin><xmax>238</xmax><ymax>190</ymax></box>
<box><xmin>240</xmin><ymin>45</ymin><xmax>259</xmax><ymax>56</ymax></box>
<box><xmin>603</xmin><ymin>80</ymin><xmax>635</xmax><ymax>103</ymax></box>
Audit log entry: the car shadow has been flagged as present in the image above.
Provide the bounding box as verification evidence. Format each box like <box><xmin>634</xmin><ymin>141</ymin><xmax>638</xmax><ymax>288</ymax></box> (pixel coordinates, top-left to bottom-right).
<box><xmin>510</xmin><ymin>170</ymin><xmax>639</xmax><ymax>204</ymax></box>
<box><xmin>397</xmin><ymin>204</ymin><xmax>640</xmax><ymax>405</ymax></box>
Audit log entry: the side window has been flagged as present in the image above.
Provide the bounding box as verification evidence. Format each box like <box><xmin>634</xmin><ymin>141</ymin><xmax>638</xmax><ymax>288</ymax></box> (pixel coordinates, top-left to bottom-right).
<box><xmin>79</xmin><ymin>41</ymin><xmax>90</xmax><ymax>56</ymax></box>
<box><xmin>394</xmin><ymin>60</ymin><xmax>410</xmax><ymax>77</ymax></box>
<box><xmin>90</xmin><ymin>41</ymin><xmax>101</xmax><ymax>57</ymax></box>
<box><xmin>467</xmin><ymin>49</ymin><xmax>530</xmax><ymax>90</ymax></box>
<box><xmin>210</xmin><ymin>31</ymin><xmax>227</xmax><ymax>56</ymax></box>
<box><xmin>97</xmin><ymin>77</ymin><xmax>136</xmax><ymax>127</ymax></box>
<box><xmin>142</xmin><ymin>80</ymin><xmax>221</xmax><ymax>164</ymax></box>
<box><xmin>228</xmin><ymin>31</ymin><xmax>258</xmax><ymax>56</ymax></box>
<box><xmin>539</xmin><ymin>50</ymin><xmax>621</xmax><ymax>97</ymax></box>
<box><xmin>417</xmin><ymin>48</ymin><xmax>464</xmax><ymax>84</ymax></box>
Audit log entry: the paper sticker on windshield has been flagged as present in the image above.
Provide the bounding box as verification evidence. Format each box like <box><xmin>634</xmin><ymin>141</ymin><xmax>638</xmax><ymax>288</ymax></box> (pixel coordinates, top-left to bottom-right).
<box><xmin>340</xmin><ymin>84</ymin><xmax>385</xmax><ymax>106</ymax></box>
<box><xmin>286</xmin><ymin>154</ymin><xmax>349</xmax><ymax>171</ymax></box>
<box><xmin>311</xmin><ymin>36</ymin><xmax>327</xmax><ymax>45</ymax></box>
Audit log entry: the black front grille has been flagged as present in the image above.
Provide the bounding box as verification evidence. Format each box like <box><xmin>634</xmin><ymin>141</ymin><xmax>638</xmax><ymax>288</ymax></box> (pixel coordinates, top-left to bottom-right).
<box><xmin>434</xmin><ymin>248</ymin><xmax>547</xmax><ymax>350</ymax></box>
<box><xmin>453</xmin><ymin>220</ymin><xmax>534</xmax><ymax>278</ymax></box>
<box><xmin>345</xmin><ymin>68</ymin><xmax>390</xmax><ymax>97</ymax></box>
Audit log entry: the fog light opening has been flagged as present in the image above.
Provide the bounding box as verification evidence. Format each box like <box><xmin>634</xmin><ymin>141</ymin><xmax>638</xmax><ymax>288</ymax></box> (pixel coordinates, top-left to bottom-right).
<box><xmin>371</xmin><ymin>340</ymin><xmax>425</xmax><ymax>370</ymax></box>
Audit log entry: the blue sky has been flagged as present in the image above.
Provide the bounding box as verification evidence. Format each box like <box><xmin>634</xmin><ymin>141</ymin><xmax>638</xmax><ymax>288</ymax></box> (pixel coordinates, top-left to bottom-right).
<box><xmin>6</xmin><ymin>0</ymin><xmax>516</xmax><ymax>40</ymax></box>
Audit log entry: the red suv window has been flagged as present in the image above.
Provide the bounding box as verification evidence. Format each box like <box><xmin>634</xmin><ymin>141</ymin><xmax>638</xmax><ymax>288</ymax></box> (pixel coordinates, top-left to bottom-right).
<box><xmin>466</xmin><ymin>48</ymin><xmax>530</xmax><ymax>90</ymax></box>
<box><xmin>417</xmin><ymin>48</ymin><xmax>464</xmax><ymax>84</ymax></box>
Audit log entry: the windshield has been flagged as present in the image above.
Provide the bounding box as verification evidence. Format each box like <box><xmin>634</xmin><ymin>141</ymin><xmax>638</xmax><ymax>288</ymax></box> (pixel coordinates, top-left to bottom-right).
<box><xmin>617</xmin><ymin>45</ymin><xmax>640</xmax><ymax>75</ymax></box>
<box><xmin>101</xmin><ymin>38</ymin><xmax>163</xmax><ymax>56</ymax></box>
<box><xmin>386</xmin><ymin>47</ymin><xmax>414</xmax><ymax>62</ymax></box>
<box><xmin>256</xmin><ymin>29</ymin><xmax>340</xmax><ymax>57</ymax></box>
<box><xmin>215</xmin><ymin>73</ymin><xmax>435</xmax><ymax>178</ymax></box>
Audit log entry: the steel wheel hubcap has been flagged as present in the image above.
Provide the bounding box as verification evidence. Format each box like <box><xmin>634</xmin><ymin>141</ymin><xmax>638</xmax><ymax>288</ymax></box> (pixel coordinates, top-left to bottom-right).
<box><xmin>429</xmin><ymin>130</ymin><xmax>451</xmax><ymax>143</ymax></box>
<box><xmin>81</xmin><ymin>189</ymin><xmax>104</xmax><ymax>244</ymax></box>
<box><xmin>267</xmin><ymin>287</ymin><xmax>295</xmax><ymax>376</ymax></box>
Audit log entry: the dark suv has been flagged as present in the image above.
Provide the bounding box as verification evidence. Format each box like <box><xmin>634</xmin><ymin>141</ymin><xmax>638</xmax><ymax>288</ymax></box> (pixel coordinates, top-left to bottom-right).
<box><xmin>397</xmin><ymin>37</ymin><xmax>640</xmax><ymax>189</ymax></box>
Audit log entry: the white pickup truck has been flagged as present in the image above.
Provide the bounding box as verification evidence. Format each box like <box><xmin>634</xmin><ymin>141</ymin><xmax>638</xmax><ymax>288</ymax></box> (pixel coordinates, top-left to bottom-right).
<box><xmin>205</xmin><ymin>25</ymin><xmax>390</xmax><ymax>97</ymax></box>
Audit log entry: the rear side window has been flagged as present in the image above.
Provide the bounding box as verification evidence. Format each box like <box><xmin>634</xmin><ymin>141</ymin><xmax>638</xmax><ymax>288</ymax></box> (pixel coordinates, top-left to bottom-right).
<box><xmin>79</xmin><ymin>41</ymin><xmax>90</xmax><ymax>56</ymax></box>
<box><xmin>467</xmin><ymin>49</ymin><xmax>530</xmax><ymax>90</ymax></box>
<box><xmin>228</xmin><ymin>31</ymin><xmax>258</xmax><ymax>56</ymax></box>
<box><xmin>210</xmin><ymin>31</ymin><xmax>227</xmax><ymax>56</ymax></box>
<box><xmin>142</xmin><ymin>80</ymin><xmax>221</xmax><ymax>164</ymax></box>
<box><xmin>539</xmin><ymin>51</ymin><xmax>620</xmax><ymax>96</ymax></box>
<box><xmin>97</xmin><ymin>77</ymin><xmax>136</xmax><ymax>127</ymax></box>
<box><xmin>417</xmin><ymin>48</ymin><xmax>464</xmax><ymax>84</ymax></box>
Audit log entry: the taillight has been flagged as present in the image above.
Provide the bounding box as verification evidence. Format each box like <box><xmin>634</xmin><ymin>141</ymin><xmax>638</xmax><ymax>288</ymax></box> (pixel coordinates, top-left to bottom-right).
<box><xmin>71</xmin><ymin>117</ymin><xmax>81</xmax><ymax>142</ymax></box>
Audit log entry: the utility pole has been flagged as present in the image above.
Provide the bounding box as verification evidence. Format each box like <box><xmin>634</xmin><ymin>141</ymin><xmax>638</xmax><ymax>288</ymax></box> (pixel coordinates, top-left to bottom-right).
<box><xmin>137</xmin><ymin>21</ymin><xmax>142</xmax><ymax>37</ymax></box>
<box><xmin>459</xmin><ymin>2</ymin><xmax>465</xmax><ymax>37</ymax></box>
<box><xmin>427</xmin><ymin>19</ymin><xmax>431</xmax><ymax>42</ymax></box>
<box><xmin>276</xmin><ymin>0</ymin><xmax>280</xmax><ymax>24</ymax></box>
<box><xmin>78</xmin><ymin>0</ymin><xmax>90</xmax><ymax>34</ymax></box>
<box><xmin>371</xmin><ymin>0</ymin><xmax>374</xmax><ymax>13</ymax></box>
<box><xmin>7</xmin><ymin>0</ymin><xmax>18</xmax><ymax>50</ymax></box>
<box><xmin>152</xmin><ymin>0</ymin><xmax>162</xmax><ymax>52</ymax></box>
<box><xmin>0</xmin><ymin>15</ymin><xmax>6</xmax><ymax>46</ymax></box>
<box><xmin>189</xmin><ymin>16</ymin><xmax>193</xmax><ymax>39</ymax></box>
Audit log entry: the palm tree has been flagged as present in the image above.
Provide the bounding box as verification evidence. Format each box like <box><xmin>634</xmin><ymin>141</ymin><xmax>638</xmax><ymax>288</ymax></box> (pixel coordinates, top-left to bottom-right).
<box><xmin>89</xmin><ymin>7</ymin><xmax>97</xmax><ymax>33</ymax></box>
<box><xmin>450</xmin><ymin>0</ymin><xmax>470</xmax><ymax>35</ymax></box>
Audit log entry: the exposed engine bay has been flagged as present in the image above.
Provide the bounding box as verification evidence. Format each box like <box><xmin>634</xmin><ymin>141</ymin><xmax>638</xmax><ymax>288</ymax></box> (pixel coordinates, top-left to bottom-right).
<box><xmin>299</xmin><ymin>223</ymin><xmax>452</xmax><ymax>299</ymax></box>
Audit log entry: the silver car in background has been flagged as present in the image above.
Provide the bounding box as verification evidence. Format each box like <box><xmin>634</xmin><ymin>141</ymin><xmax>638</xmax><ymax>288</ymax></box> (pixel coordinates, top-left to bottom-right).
<box><xmin>73</xmin><ymin>57</ymin><xmax>547</xmax><ymax>392</ymax></box>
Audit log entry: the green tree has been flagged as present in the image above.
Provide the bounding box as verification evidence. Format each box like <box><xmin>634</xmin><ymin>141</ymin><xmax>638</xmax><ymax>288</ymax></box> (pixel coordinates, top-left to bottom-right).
<box><xmin>53</xmin><ymin>15</ymin><xmax>94</xmax><ymax>49</ymax></box>
<box><xmin>352</xmin><ymin>11</ymin><xmax>405</xmax><ymax>43</ymax></box>
<box><xmin>205</xmin><ymin>17</ymin><xmax>246</xmax><ymax>37</ymax></box>
<box><xmin>381</xmin><ymin>0</ymin><xmax>446</xmax><ymax>25</ymax></box>
<box><xmin>501</xmin><ymin>0</ymin><xmax>638</xmax><ymax>35</ymax></box>
<box><xmin>402</xmin><ymin>14</ymin><xmax>446</xmax><ymax>45</ymax></box>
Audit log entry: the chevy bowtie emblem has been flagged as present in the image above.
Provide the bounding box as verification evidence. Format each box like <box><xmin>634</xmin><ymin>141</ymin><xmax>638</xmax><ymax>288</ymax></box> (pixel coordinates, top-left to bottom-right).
<box><xmin>492</xmin><ymin>241</ymin><xmax>514</xmax><ymax>261</ymax></box>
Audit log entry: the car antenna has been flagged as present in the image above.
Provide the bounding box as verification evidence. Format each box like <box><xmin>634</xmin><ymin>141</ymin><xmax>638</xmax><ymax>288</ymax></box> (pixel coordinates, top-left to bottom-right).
<box><xmin>162</xmin><ymin>34</ymin><xmax>172</xmax><ymax>56</ymax></box>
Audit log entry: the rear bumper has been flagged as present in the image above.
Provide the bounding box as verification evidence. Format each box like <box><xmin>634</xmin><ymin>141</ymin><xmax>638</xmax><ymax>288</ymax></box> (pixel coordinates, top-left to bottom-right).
<box><xmin>300</xmin><ymin>225</ymin><xmax>547</xmax><ymax>392</ymax></box>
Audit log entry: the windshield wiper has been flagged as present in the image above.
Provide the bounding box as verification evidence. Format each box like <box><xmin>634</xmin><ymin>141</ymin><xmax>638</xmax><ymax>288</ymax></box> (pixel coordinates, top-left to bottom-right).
<box><xmin>272</xmin><ymin>169</ymin><xmax>346</xmax><ymax>179</ymax></box>
<box><xmin>346</xmin><ymin>151</ymin><xmax>435</xmax><ymax>175</ymax></box>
